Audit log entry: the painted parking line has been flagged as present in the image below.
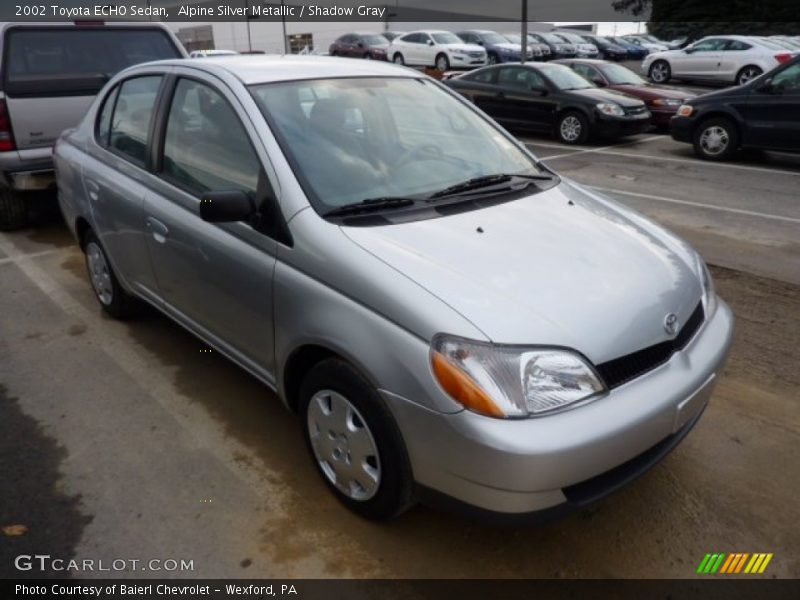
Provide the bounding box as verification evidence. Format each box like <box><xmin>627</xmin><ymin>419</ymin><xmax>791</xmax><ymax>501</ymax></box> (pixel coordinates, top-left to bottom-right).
<box><xmin>527</xmin><ymin>141</ymin><xmax>800</xmax><ymax>178</ymax></box>
<box><xmin>590</xmin><ymin>186</ymin><xmax>800</xmax><ymax>225</ymax></box>
<box><xmin>0</xmin><ymin>246</ymin><xmax>68</xmax><ymax>266</ymax></box>
<box><xmin>525</xmin><ymin>135</ymin><xmax>663</xmax><ymax>161</ymax></box>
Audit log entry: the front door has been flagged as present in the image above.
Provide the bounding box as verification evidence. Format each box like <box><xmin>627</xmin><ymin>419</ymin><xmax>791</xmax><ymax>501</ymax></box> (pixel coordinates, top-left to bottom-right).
<box><xmin>143</xmin><ymin>74</ymin><xmax>280</xmax><ymax>381</ymax></box>
<box><xmin>673</xmin><ymin>38</ymin><xmax>727</xmax><ymax>79</ymax></box>
<box><xmin>740</xmin><ymin>61</ymin><xmax>800</xmax><ymax>151</ymax></box>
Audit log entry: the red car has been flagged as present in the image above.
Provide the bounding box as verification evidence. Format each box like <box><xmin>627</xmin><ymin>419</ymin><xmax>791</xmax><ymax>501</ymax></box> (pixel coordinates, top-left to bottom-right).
<box><xmin>329</xmin><ymin>32</ymin><xmax>390</xmax><ymax>61</ymax></box>
<box><xmin>554</xmin><ymin>59</ymin><xmax>695</xmax><ymax>126</ymax></box>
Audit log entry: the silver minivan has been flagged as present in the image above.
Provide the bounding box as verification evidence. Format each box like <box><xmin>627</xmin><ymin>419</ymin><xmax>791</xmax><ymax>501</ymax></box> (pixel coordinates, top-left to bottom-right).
<box><xmin>55</xmin><ymin>56</ymin><xmax>734</xmax><ymax>521</ymax></box>
<box><xmin>0</xmin><ymin>22</ymin><xmax>185</xmax><ymax>230</ymax></box>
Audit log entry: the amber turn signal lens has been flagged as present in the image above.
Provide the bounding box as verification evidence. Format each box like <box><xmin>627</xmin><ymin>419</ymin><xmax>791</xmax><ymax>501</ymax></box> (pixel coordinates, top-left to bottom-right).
<box><xmin>431</xmin><ymin>351</ymin><xmax>505</xmax><ymax>418</ymax></box>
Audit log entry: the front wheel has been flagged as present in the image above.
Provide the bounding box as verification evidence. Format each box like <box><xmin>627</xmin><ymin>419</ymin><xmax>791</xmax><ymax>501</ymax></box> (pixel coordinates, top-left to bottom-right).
<box><xmin>736</xmin><ymin>65</ymin><xmax>762</xmax><ymax>86</ymax></box>
<box><xmin>435</xmin><ymin>53</ymin><xmax>449</xmax><ymax>71</ymax></box>
<box><xmin>556</xmin><ymin>111</ymin><xmax>590</xmax><ymax>145</ymax></box>
<box><xmin>693</xmin><ymin>117</ymin><xmax>739</xmax><ymax>161</ymax></box>
<box><xmin>0</xmin><ymin>188</ymin><xmax>28</xmax><ymax>231</ymax></box>
<box><xmin>649</xmin><ymin>60</ymin><xmax>671</xmax><ymax>83</ymax></box>
<box><xmin>393</xmin><ymin>53</ymin><xmax>404</xmax><ymax>65</ymax></box>
<box><xmin>300</xmin><ymin>358</ymin><xmax>414</xmax><ymax>520</ymax></box>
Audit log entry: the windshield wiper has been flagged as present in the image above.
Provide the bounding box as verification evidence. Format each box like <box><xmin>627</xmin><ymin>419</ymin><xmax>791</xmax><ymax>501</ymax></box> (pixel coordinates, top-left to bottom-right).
<box><xmin>323</xmin><ymin>196</ymin><xmax>416</xmax><ymax>217</ymax></box>
<box><xmin>428</xmin><ymin>173</ymin><xmax>554</xmax><ymax>200</ymax></box>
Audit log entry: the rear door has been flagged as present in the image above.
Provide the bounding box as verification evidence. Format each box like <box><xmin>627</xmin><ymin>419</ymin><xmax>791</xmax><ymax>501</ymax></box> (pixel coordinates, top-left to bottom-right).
<box><xmin>2</xmin><ymin>26</ymin><xmax>183</xmax><ymax>150</ymax></box>
<box><xmin>717</xmin><ymin>39</ymin><xmax>754</xmax><ymax>82</ymax></box>
<box><xmin>143</xmin><ymin>73</ymin><xmax>280</xmax><ymax>380</ymax></box>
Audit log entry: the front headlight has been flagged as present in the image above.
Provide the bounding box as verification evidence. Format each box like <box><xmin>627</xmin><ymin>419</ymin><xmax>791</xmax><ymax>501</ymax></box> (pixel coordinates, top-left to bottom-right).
<box><xmin>651</xmin><ymin>97</ymin><xmax>683</xmax><ymax>107</ymax></box>
<box><xmin>695</xmin><ymin>254</ymin><xmax>717</xmax><ymax>316</ymax></box>
<box><xmin>596</xmin><ymin>102</ymin><xmax>625</xmax><ymax>116</ymax></box>
<box><xmin>431</xmin><ymin>334</ymin><xmax>606</xmax><ymax>418</ymax></box>
<box><xmin>677</xmin><ymin>104</ymin><xmax>694</xmax><ymax>117</ymax></box>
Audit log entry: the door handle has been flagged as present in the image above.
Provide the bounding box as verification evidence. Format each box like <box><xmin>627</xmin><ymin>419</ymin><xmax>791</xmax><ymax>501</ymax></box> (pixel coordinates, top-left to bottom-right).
<box><xmin>85</xmin><ymin>179</ymin><xmax>100</xmax><ymax>202</ymax></box>
<box><xmin>145</xmin><ymin>216</ymin><xmax>169</xmax><ymax>243</ymax></box>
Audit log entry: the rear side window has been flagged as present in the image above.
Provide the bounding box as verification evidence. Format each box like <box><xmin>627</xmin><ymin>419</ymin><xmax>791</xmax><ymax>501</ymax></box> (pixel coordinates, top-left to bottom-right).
<box><xmin>3</xmin><ymin>28</ymin><xmax>181</xmax><ymax>97</ymax></box>
<box><xmin>109</xmin><ymin>76</ymin><xmax>162</xmax><ymax>166</ymax></box>
<box><xmin>161</xmin><ymin>79</ymin><xmax>260</xmax><ymax>196</ymax></box>
<box><xmin>96</xmin><ymin>85</ymin><xmax>119</xmax><ymax>146</ymax></box>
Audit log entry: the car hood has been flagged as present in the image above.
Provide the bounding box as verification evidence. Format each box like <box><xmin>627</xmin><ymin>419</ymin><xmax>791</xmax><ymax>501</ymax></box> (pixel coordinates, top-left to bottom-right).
<box><xmin>569</xmin><ymin>87</ymin><xmax>646</xmax><ymax>107</ymax></box>
<box><xmin>612</xmin><ymin>83</ymin><xmax>693</xmax><ymax>100</ymax></box>
<box><xmin>442</xmin><ymin>43</ymin><xmax>485</xmax><ymax>52</ymax></box>
<box><xmin>341</xmin><ymin>181</ymin><xmax>702</xmax><ymax>364</ymax></box>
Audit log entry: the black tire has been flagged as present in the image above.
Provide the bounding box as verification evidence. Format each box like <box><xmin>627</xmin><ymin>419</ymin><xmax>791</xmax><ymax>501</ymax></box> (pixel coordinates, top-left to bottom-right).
<box><xmin>393</xmin><ymin>53</ymin><xmax>404</xmax><ymax>65</ymax></box>
<box><xmin>648</xmin><ymin>59</ymin><xmax>671</xmax><ymax>84</ymax></box>
<box><xmin>556</xmin><ymin>110</ymin><xmax>590</xmax><ymax>145</ymax></box>
<box><xmin>82</xmin><ymin>230</ymin><xmax>140</xmax><ymax>319</ymax></box>
<box><xmin>0</xmin><ymin>187</ymin><xmax>28</xmax><ymax>231</ymax></box>
<box><xmin>299</xmin><ymin>358</ymin><xmax>415</xmax><ymax>520</ymax></box>
<box><xmin>736</xmin><ymin>65</ymin><xmax>762</xmax><ymax>86</ymax></box>
<box><xmin>435</xmin><ymin>53</ymin><xmax>449</xmax><ymax>71</ymax></box>
<box><xmin>692</xmin><ymin>117</ymin><xmax>739</xmax><ymax>161</ymax></box>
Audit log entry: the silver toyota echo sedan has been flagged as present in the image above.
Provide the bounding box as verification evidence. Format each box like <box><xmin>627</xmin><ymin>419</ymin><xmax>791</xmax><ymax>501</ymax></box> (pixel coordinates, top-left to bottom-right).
<box><xmin>54</xmin><ymin>56</ymin><xmax>734</xmax><ymax>521</ymax></box>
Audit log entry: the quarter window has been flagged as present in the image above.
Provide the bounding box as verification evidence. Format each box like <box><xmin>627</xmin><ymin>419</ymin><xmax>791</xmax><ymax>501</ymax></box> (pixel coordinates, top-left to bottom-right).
<box><xmin>161</xmin><ymin>78</ymin><xmax>260</xmax><ymax>196</ymax></box>
<box><xmin>109</xmin><ymin>76</ymin><xmax>162</xmax><ymax>166</ymax></box>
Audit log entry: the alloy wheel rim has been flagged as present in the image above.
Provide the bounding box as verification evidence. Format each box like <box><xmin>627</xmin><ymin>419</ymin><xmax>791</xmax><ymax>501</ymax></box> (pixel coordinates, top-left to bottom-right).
<box><xmin>436</xmin><ymin>56</ymin><xmax>447</xmax><ymax>70</ymax></box>
<box><xmin>86</xmin><ymin>242</ymin><xmax>113</xmax><ymax>306</ymax></box>
<box><xmin>652</xmin><ymin>63</ymin><xmax>667</xmax><ymax>82</ymax></box>
<box><xmin>699</xmin><ymin>126</ymin><xmax>729</xmax><ymax>155</ymax></box>
<box><xmin>307</xmin><ymin>390</ymin><xmax>381</xmax><ymax>501</ymax></box>
<box><xmin>560</xmin><ymin>116</ymin><xmax>582</xmax><ymax>142</ymax></box>
<box><xmin>739</xmin><ymin>68</ymin><xmax>759</xmax><ymax>85</ymax></box>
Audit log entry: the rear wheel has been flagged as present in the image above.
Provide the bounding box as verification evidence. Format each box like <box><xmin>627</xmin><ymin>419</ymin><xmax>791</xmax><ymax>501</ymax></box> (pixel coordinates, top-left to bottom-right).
<box><xmin>435</xmin><ymin>53</ymin><xmax>449</xmax><ymax>71</ymax></box>
<box><xmin>300</xmin><ymin>358</ymin><xmax>414</xmax><ymax>520</ymax></box>
<box><xmin>649</xmin><ymin>60</ymin><xmax>671</xmax><ymax>83</ymax></box>
<box><xmin>393</xmin><ymin>53</ymin><xmax>404</xmax><ymax>65</ymax></box>
<box><xmin>693</xmin><ymin>117</ymin><xmax>739</xmax><ymax>161</ymax></box>
<box><xmin>736</xmin><ymin>65</ymin><xmax>762</xmax><ymax>86</ymax></box>
<box><xmin>83</xmin><ymin>230</ymin><xmax>140</xmax><ymax>319</ymax></box>
<box><xmin>556</xmin><ymin>111</ymin><xmax>589</xmax><ymax>145</ymax></box>
<box><xmin>0</xmin><ymin>188</ymin><xmax>28</xmax><ymax>231</ymax></box>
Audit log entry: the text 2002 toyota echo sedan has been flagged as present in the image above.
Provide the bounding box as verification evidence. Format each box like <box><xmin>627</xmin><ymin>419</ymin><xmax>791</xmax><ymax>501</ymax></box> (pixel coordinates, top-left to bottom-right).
<box><xmin>55</xmin><ymin>56</ymin><xmax>734</xmax><ymax>521</ymax></box>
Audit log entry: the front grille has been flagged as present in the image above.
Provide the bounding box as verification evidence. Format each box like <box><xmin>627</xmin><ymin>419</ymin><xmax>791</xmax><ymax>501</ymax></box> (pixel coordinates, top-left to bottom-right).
<box><xmin>596</xmin><ymin>302</ymin><xmax>705</xmax><ymax>389</ymax></box>
<box><xmin>625</xmin><ymin>105</ymin><xmax>649</xmax><ymax>116</ymax></box>
<box><xmin>468</xmin><ymin>51</ymin><xmax>483</xmax><ymax>58</ymax></box>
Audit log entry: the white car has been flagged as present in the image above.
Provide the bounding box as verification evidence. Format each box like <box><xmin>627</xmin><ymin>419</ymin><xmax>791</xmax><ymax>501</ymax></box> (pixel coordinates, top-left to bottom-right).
<box><xmin>622</xmin><ymin>35</ymin><xmax>670</xmax><ymax>53</ymax></box>
<box><xmin>189</xmin><ymin>49</ymin><xmax>239</xmax><ymax>58</ymax></box>
<box><xmin>643</xmin><ymin>35</ymin><xmax>797</xmax><ymax>86</ymax></box>
<box><xmin>389</xmin><ymin>30</ymin><xmax>486</xmax><ymax>70</ymax></box>
<box><xmin>553</xmin><ymin>32</ymin><xmax>599</xmax><ymax>58</ymax></box>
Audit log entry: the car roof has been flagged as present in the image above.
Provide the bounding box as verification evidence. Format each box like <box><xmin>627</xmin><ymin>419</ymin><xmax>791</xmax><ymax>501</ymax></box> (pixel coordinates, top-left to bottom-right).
<box><xmin>145</xmin><ymin>55</ymin><xmax>421</xmax><ymax>85</ymax></box>
<box><xmin>0</xmin><ymin>21</ymin><xmax>172</xmax><ymax>33</ymax></box>
<box><xmin>554</xmin><ymin>58</ymin><xmax>611</xmax><ymax>65</ymax></box>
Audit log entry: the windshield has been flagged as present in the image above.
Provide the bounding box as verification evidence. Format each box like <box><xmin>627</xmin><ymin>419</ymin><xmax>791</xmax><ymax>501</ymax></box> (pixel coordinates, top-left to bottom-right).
<box><xmin>556</xmin><ymin>33</ymin><xmax>586</xmax><ymax>44</ymax></box>
<box><xmin>250</xmin><ymin>78</ymin><xmax>542</xmax><ymax>214</ymax></box>
<box><xmin>481</xmin><ymin>33</ymin><xmax>510</xmax><ymax>45</ymax></box>
<box><xmin>362</xmin><ymin>35</ymin><xmax>388</xmax><ymax>45</ymax></box>
<box><xmin>432</xmin><ymin>32</ymin><xmax>463</xmax><ymax>45</ymax></box>
<box><xmin>538</xmin><ymin>64</ymin><xmax>594</xmax><ymax>90</ymax></box>
<box><xmin>539</xmin><ymin>33</ymin><xmax>565</xmax><ymax>44</ymax></box>
<box><xmin>601</xmin><ymin>64</ymin><xmax>645</xmax><ymax>85</ymax></box>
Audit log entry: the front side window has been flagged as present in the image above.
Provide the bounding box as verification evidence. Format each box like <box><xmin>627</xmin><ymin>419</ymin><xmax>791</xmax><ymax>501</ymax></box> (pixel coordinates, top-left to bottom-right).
<box><xmin>498</xmin><ymin>67</ymin><xmax>545</xmax><ymax>90</ymax></box>
<box><xmin>109</xmin><ymin>76</ymin><xmax>162</xmax><ymax>165</ymax></box>
<box><xmin>772</xmin><ymin>62</ymin><xmax>800</xmax><ymax>91</ymax></box>
<box><xmin>571</xmin><ymin>63</ymin><xmax>601</xmax><ymax>83</ymax></box>
<box><xmin>161</xmin><ymin>78</ymin><xmax>260</xmax><ymax>196</ymax></box>
<box><xmin>691</xmin><ymin>39</ymin><xmax>727</xmax><ymax>52</ymax></box>
<box><xmin>250</xmin><ymin>77</ymin><xmax>542</xmax><ymax>214</ymax></box>
<box><xmin>538</xmin><ymin>65</ymin><xmax>593</xmax><ymax>90</ymax></box>
<box><xmin>431</xmin><ymin>32</ymin><xmax>462</xmax><ymax>45</ymax></box>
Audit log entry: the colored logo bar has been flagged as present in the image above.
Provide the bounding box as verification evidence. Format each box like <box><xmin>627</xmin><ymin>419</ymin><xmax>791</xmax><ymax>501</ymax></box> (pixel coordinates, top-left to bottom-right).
<box><xmin>697</xmin><ymin>553</ymin><xmax>773</xmax><ymax>574</ymax></box>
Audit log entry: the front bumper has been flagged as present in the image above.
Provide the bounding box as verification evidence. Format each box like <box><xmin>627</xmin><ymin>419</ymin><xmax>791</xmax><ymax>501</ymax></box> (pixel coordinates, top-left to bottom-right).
<box><xmin>594</xmin><ymin>112</ymin><xmax>653</xmax><ymax>137</ymax></box>
<box><xmin>384</xmin><ymin>299</ymin><xmax>734</xmax><ymax>516</ymax></box>
<box><xmin>670</xmin><ymin>115</ymin><xmax>695</xmax><ymax>142</ymax></box>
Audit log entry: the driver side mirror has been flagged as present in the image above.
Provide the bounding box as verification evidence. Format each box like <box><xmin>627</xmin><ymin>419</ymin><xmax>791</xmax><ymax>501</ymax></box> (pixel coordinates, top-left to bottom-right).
<box><xmin>757</xmin><ymin>77</ymin><xmax>782</xmax><ymax>94</ymax></box>
<box><xmin>427</xmin><ymin>39</ymin><xmax>434</xmax><ymax>46</ymax></box>
<box><xmin>684</xmin><ymin>46</ymin><xmax>695</xmax><ymax>53</ymax></box>
<box><xmin>199</xmin><ymin>190</ymin><xmax>256</xmax><ymax>224</ymax></box>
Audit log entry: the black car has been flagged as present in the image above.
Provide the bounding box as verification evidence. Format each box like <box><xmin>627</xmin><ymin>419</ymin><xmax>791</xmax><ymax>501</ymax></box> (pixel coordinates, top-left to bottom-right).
<box><xmin>445</xmin><ymin>63</ymin><xmax>652</xmax><ymax>144</ymax></box>
<box><xmin>528</xmin><ymin>32</ymin><xmax>577</xmax><ymax>59</ymax></box>
<box><xmin>581</xmin><ymin>34</ymin><xmax>629</xmax><ymax>61</ymax></box>
<box><xmin>670</xmin><ymin>56</ymin><xmax>800</xmax><ymax>160</ymax></box>
<box><xmin>329</xmin><ymin>32</ymin><xmax>389</xmax><ymax>60</ymax></box>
